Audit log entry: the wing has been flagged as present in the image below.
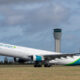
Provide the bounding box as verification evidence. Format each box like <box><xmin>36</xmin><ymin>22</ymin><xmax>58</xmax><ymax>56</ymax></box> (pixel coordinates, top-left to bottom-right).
<box><xmin>43</xmin><ymin>53</ymin><xmax>80</xmax><ymax>60</ymax></box>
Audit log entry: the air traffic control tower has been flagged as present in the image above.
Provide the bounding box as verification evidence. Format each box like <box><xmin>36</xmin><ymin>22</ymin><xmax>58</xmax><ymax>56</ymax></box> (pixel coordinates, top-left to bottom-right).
<box><xmin>53</xmin><ymin>28</ymin><xmax>62</xmax><ymax>52</ymax></box>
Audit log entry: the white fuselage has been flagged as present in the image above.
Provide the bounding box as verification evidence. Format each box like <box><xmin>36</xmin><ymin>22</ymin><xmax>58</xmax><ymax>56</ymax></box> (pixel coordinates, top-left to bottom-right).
<box><xmin>0</xmin><ymin>43</ymin><xmax>59</xmax><ymax>58</ymax></box>
<box><xmin>0</xmin><ymin>43</ymin><xmax>80</xmax><ymax>66</ymax></box>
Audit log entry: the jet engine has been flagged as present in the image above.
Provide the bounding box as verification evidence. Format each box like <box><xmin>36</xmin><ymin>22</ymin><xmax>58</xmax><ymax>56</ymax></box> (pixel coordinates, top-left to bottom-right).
<box><xmin>33</xmin><ymin>55</ymin><xmax>44</xmax><ymax>62</ymax></box>
<box><xmin>14</xmin><ymin>57</ymin><xmax>30</xmax><ymax>63</ymax></box>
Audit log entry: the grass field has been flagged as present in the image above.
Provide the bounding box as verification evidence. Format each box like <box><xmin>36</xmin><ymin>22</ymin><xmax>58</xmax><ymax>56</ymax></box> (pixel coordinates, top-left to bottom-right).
<box><xmin>0</xmin><ymin>65</ymin><xmax>80</xmax><ymax>80</ymax></box>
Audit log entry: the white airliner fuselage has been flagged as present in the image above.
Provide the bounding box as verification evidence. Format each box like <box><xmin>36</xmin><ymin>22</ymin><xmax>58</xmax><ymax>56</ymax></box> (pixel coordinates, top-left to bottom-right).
<box><xmin>0</xmin><ymin>43</ymin><xmax>80</xmax><ymax>67</ymax></box>
<box><xmin>0</xmin><ymin>43</ymin><xmax>59</xmax><ymax>58</ymax></box>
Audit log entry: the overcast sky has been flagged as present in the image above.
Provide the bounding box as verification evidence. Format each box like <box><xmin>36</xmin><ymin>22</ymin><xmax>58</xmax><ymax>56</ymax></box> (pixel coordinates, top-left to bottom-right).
<box><xmin>0</xmin><ymin>0</ymin><xmax>80</xmax><ymax>55</ymax></box>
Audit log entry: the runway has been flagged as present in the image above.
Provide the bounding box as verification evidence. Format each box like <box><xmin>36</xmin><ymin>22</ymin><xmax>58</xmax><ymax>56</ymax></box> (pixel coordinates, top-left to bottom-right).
<box><xmin>0</xmin><ymin>65</ymin><xmax>80</xmax><ymax>80</ymax></box>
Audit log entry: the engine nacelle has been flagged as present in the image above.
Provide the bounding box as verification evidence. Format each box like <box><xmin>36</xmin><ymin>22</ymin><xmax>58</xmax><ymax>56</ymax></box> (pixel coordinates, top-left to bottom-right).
<box><xmin>33</xmin><ymin>55</ymin><xmax>44</xmax><ymax>62</ymax></box>
<box><xmin>14</xmin><ymin>58</ymin><xmax>30</xmax><ymax>63</ymax></box>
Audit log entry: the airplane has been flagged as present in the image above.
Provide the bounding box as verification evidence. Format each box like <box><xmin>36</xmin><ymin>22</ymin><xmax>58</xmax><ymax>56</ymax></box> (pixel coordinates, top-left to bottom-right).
<box><xmin>0</xmin><ymin>43</ymin><xmax>80</xmax><ymax>67</ymax></box>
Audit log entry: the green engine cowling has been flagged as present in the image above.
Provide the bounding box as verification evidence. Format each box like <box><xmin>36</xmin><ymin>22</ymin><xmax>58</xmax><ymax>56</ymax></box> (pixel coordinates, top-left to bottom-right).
<box><xmin>33</xmin><ymin>55</ymin><xmax>44</xmax><ymax>62</ymax></box>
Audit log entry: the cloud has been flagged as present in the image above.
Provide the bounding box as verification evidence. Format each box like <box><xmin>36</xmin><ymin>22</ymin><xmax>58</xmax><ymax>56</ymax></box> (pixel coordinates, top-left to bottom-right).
<box><xmin>0</xmin><ymin>1</ymin><xmax>69</xmax><ymax>28</ymax></box>
<box><xmin>0</xmin><ymin>26</ymin><xmax>23</xmax><ymax>39</ymax></box>
<box><xmin>0</xmin><ymin>0</ymin><xmax>79</xmax><ymax>53</ymax></box>
<box><xmin>0</xmin><ymin>0</ymin><xmax>51</xmax><ymax>4</ymax></box>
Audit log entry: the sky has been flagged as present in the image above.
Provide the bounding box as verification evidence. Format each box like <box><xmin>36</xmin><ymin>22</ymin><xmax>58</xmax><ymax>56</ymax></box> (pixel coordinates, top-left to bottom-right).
<box><xmin>0</xmin><ymin>0</ymin><xmax>80</xmax><ymax>59</ymax></box>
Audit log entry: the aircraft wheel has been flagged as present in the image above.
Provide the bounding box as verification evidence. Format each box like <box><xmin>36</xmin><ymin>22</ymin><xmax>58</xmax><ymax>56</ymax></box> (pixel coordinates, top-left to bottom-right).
<box><xmin>44</xmin><ymin>63</ymin><xmax>52</xmax><ymax>67</ymax></box>
<box><xmin>34</xmin><ymin>61</ymin><xmax>42</xmax><ymax>67</ymax></box>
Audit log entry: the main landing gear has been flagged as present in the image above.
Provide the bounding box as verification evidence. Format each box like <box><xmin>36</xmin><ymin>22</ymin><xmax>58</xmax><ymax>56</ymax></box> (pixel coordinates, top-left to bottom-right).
<box><xmin>44</xmin><ymin>62</ymin><xmax>52</xmax><ymax>67</ymax></box>
<box><xmin>34</xmin><ymin>61</ymin><xmax>42</xmax><ymax>67</ymax></box>
<box><xmin>34</xmin><ymin>61</ymin><xmax>52</xmax><ymax>67</ymax></box>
